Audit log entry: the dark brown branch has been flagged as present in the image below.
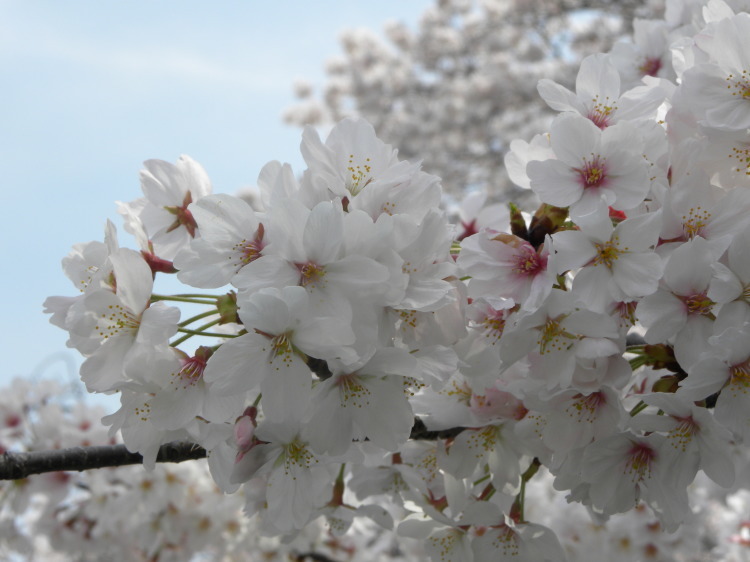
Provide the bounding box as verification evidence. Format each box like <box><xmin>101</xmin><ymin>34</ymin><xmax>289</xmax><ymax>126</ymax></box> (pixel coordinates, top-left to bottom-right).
<box><xmin>294</xmin><ymin>553</ymin><xmax>341</xmax><ymax>562</ymax></box>
<box><xmin>409</xmin><ymin>418</ymin><xmax>466</xmax><ymax>440</ymax></box>
<box><xmin>0</xmin><ymin>441</ymin><xmax>206</xmax><ymax>481</ymax></box>
<box><xmin>1</xmin><ymin>419</ymin><xmax>464</xmax><ymax>480</ymax></box>
<box><xmin>307</xmin><ymin>356</ymin><xmax>333</xmax><ymax>380</ymax></box>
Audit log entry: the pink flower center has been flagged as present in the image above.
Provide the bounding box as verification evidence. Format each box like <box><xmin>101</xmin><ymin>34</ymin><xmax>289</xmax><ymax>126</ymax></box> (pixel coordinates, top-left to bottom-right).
<box><xmin>179</xmin><ymin>357</ymin><xmax>206</xmax><ymax>382</ymax></box>
<box><xmin>568</xmin><ymin>391</ymin><xmax>607</xmax><ymax>422</ymax></box>
<box><xmin>680</xmin><ymin>292</ymin><xmax>714</xmax><ymax>316</ymax></box>
<box><xmin>233</xmin><ymin>223</ymin><xmax>266</xmax><ymax>266</ymax></box>
<box><xmin>164</xmin><ymin>190</ymin><xmax>198</xmax><ymax>237</ymax></box>
<box><xmin>626</xmin><ymin>441</ymin><xmax>656</xmax><ymax>482</ymax></box>
<box><xmin>576</xmin><ymin>156</ymin><xmax>608</xmax><ymax>189</ymax></box>
<box><xmin>481</xmin><ymin>311</ymin><xmax>507</xmax><ymax>343</ymax></box>
<box><xmin>512</xmin><ymin>244</ymin><xmax>546</xmax><ymax>277</ymax></box>
<box><xmin>668</xmin><ymin>415</ymin><xmax>698</xmax><ymax>452</ymax></box>
<box><xmin>296</xmin><ymin>262</ymin><xmax>326</xmax><ymax>287</ymax></box>
<box><xmin>173</xmin><ymin>350</ymin><xmax>210</xmax><ymax>389</ymax></box>
<box><xmin>587</xmin><ymin>99</ymin><xmax>617</xmax><ymax>129</ymax></box>
<box><xmin>614</xmin><ymin>301</ymin><xmax>637</xmax><ymax>327</ymax></box>
<box><xmin>458</xmin><ymin>219</ymin><xmax>478</xmax><ymax>241</ymax></box>
<box><xmin>639</xmin><ymin>57</ymin><xmax>662</xmax><ymax>77</ymax></box>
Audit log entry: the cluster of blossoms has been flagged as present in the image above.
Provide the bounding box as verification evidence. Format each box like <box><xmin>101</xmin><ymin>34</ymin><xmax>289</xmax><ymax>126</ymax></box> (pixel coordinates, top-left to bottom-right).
<box><xmin>42</xmin><ymin>0</ymin><xmax>750</xmax><ymax>559</ymax></box>
<box><xmin>0</xmin><ymin>378</ymin><xmax>249</xmax><ymax>560</ymax></box>
<box><xmin>0</xmin><ymin>378</ymin><xmax>417</xmax><ymax>561</ymax></box>
<box><xmin>4</xmin><ymin>384</ymin><xmax>750</xmax><ymax>561</ymax></box>
<box><xmin>285</xmin><ymin>0</ymin><xmax>664</xmax><ymax>197</ymax></box>
<box><xmin>523</xmin><ymin>457</ymin><xmax>750</xmax><ymax>562</ymax></box>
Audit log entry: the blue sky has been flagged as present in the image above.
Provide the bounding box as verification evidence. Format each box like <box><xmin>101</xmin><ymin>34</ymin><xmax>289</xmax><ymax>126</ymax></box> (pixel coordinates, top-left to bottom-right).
<box><xmin>0</xmin><ymin>0</ymin><xmax>432</xmax><ymax>392</ymax></box>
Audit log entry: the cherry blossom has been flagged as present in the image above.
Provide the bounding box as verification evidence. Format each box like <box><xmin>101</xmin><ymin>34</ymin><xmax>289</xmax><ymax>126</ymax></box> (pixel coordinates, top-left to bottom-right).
<box><xmin>306</xmin><ymin>348</ymin><xmax>417</xmax><ymax>455</ymax></box>
<box><xmin>680</xmin><ymin>12</ymin><xmax>750</xmax><ymax>130</ymax></box>
<box><xmin>64</xmin><ymin>249</ymin><xmax>180</xmax><ymax>392</ymax></box>
<box><xmin>203</xmin><ymin>286</ymin><xmax>356</xmax><ymax>423</ymax></box>
<box><xmin>552</xmin><ymin>212</ymin><xmax>663</xmax><ymax>311</ymax></box>
<box><xmin>631</xmin><ymin>392</ymin><xmax>735</xmax><ymax>488</ymax></box>
<box><xmin>36</xmin><ymin>3</ymin><xmax>750</xmax><ymax>559</ymax></box>
<box><xmin>173</xmin><ymin>193</ymin><xmax>266</xmax><ymax>288</ymax></box>
<box><xmin>527</xmin><ymin>114</ymin><xmax>651</xmax><ymax>223</ymax></box>
<box><xmin>118</xmin><ymin>155</ymin><xmax>213</xmax><ymax>260</ymax></box>
<box><xmin>538</xmin><ymin>53</ymin><xmax>667</xmax><ymax>129</ymax></box>
<box><xmin>458</xmin><ymin>231</ymin><xmax>554</xmax><ymax>312</ymax></box>
<box><xmin>638</xmin><ymin>237</ymin><xmax>718</xmax><ymax>369</ymax></box>
<box><xmin>581</xmin><ymin>432</ymin><xmax>691</xmax><ymax>531</ymax></box>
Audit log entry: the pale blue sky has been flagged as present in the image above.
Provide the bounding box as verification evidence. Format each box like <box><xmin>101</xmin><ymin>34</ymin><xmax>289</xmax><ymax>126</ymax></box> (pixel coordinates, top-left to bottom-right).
<box><xmin>0</xmin><ymin>1</ymin><xmax>432</xmax><ymax>390</ymax></box>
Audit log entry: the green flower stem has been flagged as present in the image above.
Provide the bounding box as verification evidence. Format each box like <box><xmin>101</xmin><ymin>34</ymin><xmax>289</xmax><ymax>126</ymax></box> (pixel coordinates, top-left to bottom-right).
<box><xmin>173</xmin><ymin>329</ymin><xmax>237</xmax><ymax>343</ymax></box>
<box><xmin>171</xmin><ymin>319</ymin><xmax>230</xmax><ymax>347</ymax></box>
<box><xmin>178</xmin><ymin>310</ymin><xmax>218</xmax><ymax>328</ymax></box>
<box><xmin>629</xmin><ymin>400</ymin><xmax>648</xmax><ymax>417</ymax></box>
<box><xmin>336</xmin><ymin>463</ymin><xmax>346</xmax><ymax>482</ymax></box>
<box><xmin>477</xmin><ymin>481</ymin><xmax>495</xmax><ymax>501</ymax></box>
<box><xmin>629</xmin><ymin>357</ymin><xmax>648</xmax><ymax>371</ymax></box>
<box><xmin>517</xmin><ymin>480</ymin><xmax>527</xmax><ymax>521</ymax></box>
<box><xmin>473</xmin><ymin>473</ymin><xmax>491</xmax><ymax>486</ymax></box>
<box><xmin>512</xmin><ymin>458</ymin><xmax>541</xmax><ymax>523</ymax></box>
<box><xmin>151</xmin><ymin>294</ymin><xmax>217</xmax><ymax>305</ymax></box>
<box><xmin>176</xmin><ymin>328</ymin><xmax>232</xmax><ymax>338</ymax></box>
<box><xmin>330</xmin><ymin>464</ymin><xmax>347</xmax><ymax>506</ymax></box>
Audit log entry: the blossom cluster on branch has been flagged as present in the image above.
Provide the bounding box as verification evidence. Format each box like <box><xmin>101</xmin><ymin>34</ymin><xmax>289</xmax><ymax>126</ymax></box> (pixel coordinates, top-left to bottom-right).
<box><xmin>0</xmin><ymin>379</ymin><xmax>411</xmax><ymax>561</ymax></box>
<box><xmin>2</xmin><ymin>382</ymin><xmax>750</xmax><ymax>560</ymax></box>
<box><xmin>37</xmin><ymin>0</ymin><xmax>750</xmax><ymax>560</ymax></box>
<box><xmin>0</xmin><ymin>378</ymin><xmax>247</xmax><ymax>560</ymax></box>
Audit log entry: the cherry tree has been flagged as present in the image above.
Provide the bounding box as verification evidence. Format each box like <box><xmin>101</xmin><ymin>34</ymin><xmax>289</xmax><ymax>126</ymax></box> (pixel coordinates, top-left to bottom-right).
<box><xmin>3</xmin><ymin>0</ymin><xmax>750</xmax><ymax>560</ymax></box>
<box><xmin>284</xmin><ymin>0</ymin><xmax>666</xmax><ymax>198</ymax></box>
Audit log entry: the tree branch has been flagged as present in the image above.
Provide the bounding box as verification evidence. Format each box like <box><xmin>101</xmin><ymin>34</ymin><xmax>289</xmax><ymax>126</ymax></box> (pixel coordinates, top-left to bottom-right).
<box><xmin>409</xmin><ymin>418</ymin><xmax>466</xmax><ymax>440</ymax></box>
<box><xmin>0</xmin><ymin>441</ymin><xmax>206</xmax><ymax>481</ymax></box>
<box><xmin>0</xmin><ymin>419</ymin><xmax>465</xmax><ymax>480</ymax></box>
<box><xmin>294</xmin><ymin>553</ymin><xmax>341</xmax><ymax>562</ymax></box>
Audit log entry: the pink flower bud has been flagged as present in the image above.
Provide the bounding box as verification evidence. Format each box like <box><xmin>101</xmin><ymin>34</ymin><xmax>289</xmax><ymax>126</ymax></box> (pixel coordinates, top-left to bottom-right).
<box><xmin>233</xmin><ymin>415</ymin><xmax>256</xmax><ymax>453</ymax></box>
<box><xmin>470</xmin><ymin>387</ymin><xmax>527</xmax><ymax>421</ymax></box>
